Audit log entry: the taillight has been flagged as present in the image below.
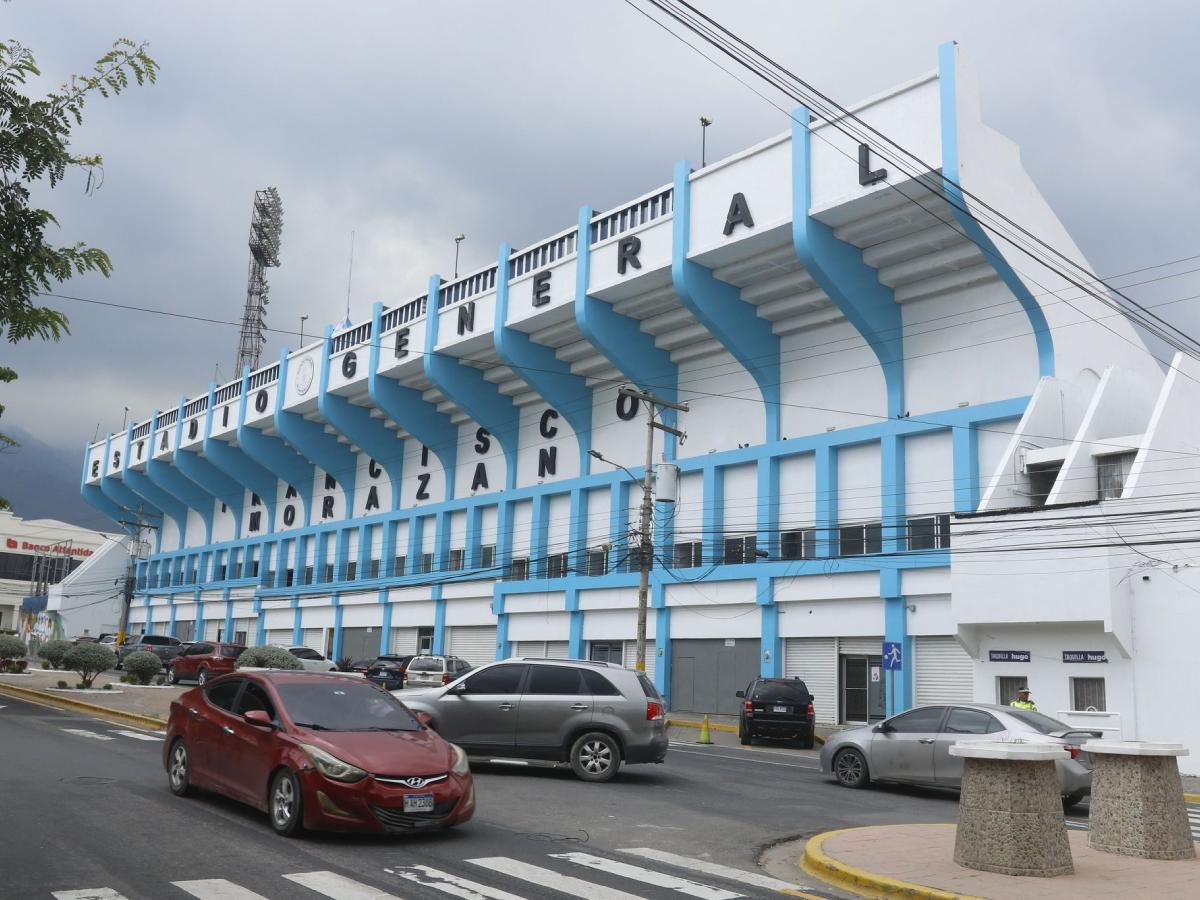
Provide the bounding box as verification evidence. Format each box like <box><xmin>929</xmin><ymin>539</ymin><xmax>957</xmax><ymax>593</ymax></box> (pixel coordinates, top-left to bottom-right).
<box><xmin>807</xmin><ymin>702</ymin><xmax>815</xmax><ymax>718</ymax></box>
<box><xmin>442</xmin><ymin>673</ymin><xmax>452</xmax><ymax>685</ymax></box>
<box><xmin>743</xmin><ymin>700</ymin><xmax>754</xmax><ymax>714</ymax></box>
<box><xmin>646</xmin><ymin>700</ymin><xmax>664</xmax><ymax>721</ymax></box>
<box><xmin>1065</xmin><ymin>744</ymin><xmax>1081</xmax><ymax>760</ymax></box>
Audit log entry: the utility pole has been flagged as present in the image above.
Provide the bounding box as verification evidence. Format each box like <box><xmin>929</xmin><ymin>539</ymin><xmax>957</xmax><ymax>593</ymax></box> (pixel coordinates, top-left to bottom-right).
<box><xmin>591</xmin><ymin>386</ymin><xmax>687</xmax><ymax>672</ymax></box>
<box><xmin>115</xmin><ymin>508</ymin><xmax>156</xmax><ymax>649</ymax></box>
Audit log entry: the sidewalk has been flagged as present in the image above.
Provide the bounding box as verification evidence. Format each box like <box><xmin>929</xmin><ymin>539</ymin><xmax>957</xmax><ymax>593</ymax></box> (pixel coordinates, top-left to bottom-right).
<box><xmin>803</xmin><ymin>823</ymin><xmax>1200</xmax><ymax>899</ymax></box>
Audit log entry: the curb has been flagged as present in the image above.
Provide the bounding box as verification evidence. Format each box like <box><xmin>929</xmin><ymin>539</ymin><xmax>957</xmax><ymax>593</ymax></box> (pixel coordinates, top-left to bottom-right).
<box><xmin>801</xmin><ymin>826</ymin><xmax>981</xmax><ymax>900</ymax></box>
<box><xmin>0</xmin><ymin>682</ymin><xmax>168</xmax><ymax>731</ymax></box>
<box><xmin>666</xmin><ymin>718</ymin><xmax>826</xmax><ymax>745</ymax></box>
<box><xmin>1185</xmin><ymin>793</ymin><xmax>1200</xmax><ymax>804</ymax></box>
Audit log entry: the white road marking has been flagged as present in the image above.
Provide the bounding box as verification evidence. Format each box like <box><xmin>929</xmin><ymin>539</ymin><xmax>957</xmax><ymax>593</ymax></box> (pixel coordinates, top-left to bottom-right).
<box><xmin>60</xmin><ymin>729</ymin><xmax>115</xmax><ymax>742</ymax></box>
<box><xmin>552</xmin><ymin>852</ymin><xmax>741</xmax><ymax>900</ymax></box>
<box><xmin>387</xmin><ymin>865</ymin><xmax>527</xmax><ymax>900</ymax></box>
<box><xmin>667</xmin><ymin>747</ymin><xmax>819</xmax><ymax>770</ymax></box>
<box><xmin>52</xmin><ymin>890</ymin><xmax>129</xmax><ymax>900</ymax></box>
<box><xmin>110</xmin><ymin>729</ymin><xmax>162</xmax><ymax>742</ymax></box>
<box><xmin>466</xmin><ymin>858</ymin><xmax>646</xmax><ymax>900</ymax></box>
<box><xmin>173</xmin><ymin>879</ymin><xmax>271</xmax><ymax>899</ymax></box>
<box><xmin>617</xmin><ymin>849</ymin><xmax>813</xmax><ymax>893</ymax></box>
<box><xmin>283</xmin><ymin>870</ymin><xmax>402</xmax><ymax>899</ymax></box>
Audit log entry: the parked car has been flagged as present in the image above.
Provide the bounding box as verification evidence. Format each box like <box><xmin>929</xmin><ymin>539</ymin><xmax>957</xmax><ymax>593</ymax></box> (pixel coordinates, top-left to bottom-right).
<box><xmin>736</xmin><ymin>677</ymin><xmax>815</xmax><ymax>748</ymax></box>
<box><xmin>347</xmin><ymin>659</ymin><xmax>377</xmax><ymax>675</ymax></box>
<box><xmin>163</xmin><ymin>670</ymin><xmax>474</xmax><ymax>835</ymax></box>
<box><xmin>819</xmin><ymin>703</ymin><xmax>1101</xmax><ymax>810</ymax></box>
<box><xmin>166</xmin><ymin>642</ymin><xmax>246</xmax><ymax>685</ymax></box>
<box><xmin>398</xmin><ymin>657</ymin><xmax>668</xmax><ymax>782</ymax></box>
<box><xmin>366</xmin><ymin>655</ymin><xmax>415</xmax><ymax>690</ymax></box>
<box><xmin>117</xmin><ymin>634</ymin><xmax>184</xmax><ymax>667</ymax></box>
<box><xmin>403</xmin><ymin>655</ymin><xmax>472</xmax><ymax>688</ymax></box>
<box><xmin>284</xmin><ymin>646</ymin><xmax>338</xmax><ymax>672</ymax></box>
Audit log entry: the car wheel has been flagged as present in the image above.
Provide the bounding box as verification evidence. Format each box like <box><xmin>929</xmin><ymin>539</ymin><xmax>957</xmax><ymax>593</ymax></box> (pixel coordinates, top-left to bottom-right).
<box><xmin>167</xmin><ymin>739</ymin><xmax>195</xmax><ymax>797</ymax></box>
<box><xmin>1062</xmin><ymin>791</ymin><xmax>1085</xmax><ymax>813</ymax></box>
<box><xmin>269</xmin><ymin>769</ymin><xmax>304</xmax><ymax>837</ymax></box>
<box><xmin>569</xmin><ymin>732</ymin><xmax>621</xmax><ymax>783</ymax></box>
<box><xmin>197</xmin><ymin>667</ymin><xmax>208</xmax><ymax>686</ymax></box>
<box><xmin>798</xmin><ymin>730</ymin><xmax>815</xmax><ymax>751</ymax></box>
<box><xmin>833</xmin><ymin>748</ymin><xmax>870</xmax><ymax>788</ymax></box>
<box><xmin>739</xmin><ymin>723</ymin><xmax>752</xmax><ymax>746</ymax></box>
<box><xmin>165</xmin><ymin>666</ymin><xmax>178</xmax><ymax>685</ymax></box>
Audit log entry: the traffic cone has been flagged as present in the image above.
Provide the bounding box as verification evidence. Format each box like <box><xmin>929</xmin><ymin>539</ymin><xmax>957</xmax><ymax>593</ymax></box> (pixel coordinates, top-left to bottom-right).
<box><xmin>697</xmin><ymin>714</ymin><xmax>713</xmax><ymax>745</ymax></box>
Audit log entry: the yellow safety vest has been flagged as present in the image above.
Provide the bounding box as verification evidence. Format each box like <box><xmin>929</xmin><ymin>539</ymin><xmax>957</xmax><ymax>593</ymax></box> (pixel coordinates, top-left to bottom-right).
<box><xmin>1009</xmin><ymin>699</ymin><xmax>1036</xmax><ymax>710</ymax></box>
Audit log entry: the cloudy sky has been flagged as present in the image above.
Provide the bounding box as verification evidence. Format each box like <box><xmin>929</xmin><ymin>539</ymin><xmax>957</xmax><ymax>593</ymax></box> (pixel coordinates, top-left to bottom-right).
<box><xmin>5</xmin><ymin>0</ymin><xmax>1200</xmax><ymax>459</ymax></box>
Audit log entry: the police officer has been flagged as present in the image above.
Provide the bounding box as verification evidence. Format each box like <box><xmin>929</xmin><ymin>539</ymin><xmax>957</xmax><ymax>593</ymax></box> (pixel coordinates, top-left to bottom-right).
<box><xmin>1010</xmin><ymin>687</ymin><xmax>1036</xmax><ymax>710</ymax></box>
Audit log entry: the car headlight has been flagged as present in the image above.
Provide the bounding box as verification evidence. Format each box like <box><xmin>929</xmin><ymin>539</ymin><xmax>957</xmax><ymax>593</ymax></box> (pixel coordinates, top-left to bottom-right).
<box><xmin>450</xmin><ymin>743</ymin><xmax>470</xmax><ymax>776</ymax></box>
<box><xmin>299</xmin><ymin>743</ymin><xmax>368</xmax><ymax>783</ymax></box>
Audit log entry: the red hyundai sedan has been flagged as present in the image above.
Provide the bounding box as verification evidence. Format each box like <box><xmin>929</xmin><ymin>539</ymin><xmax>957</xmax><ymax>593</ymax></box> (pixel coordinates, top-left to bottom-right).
<box><xmin>163</xmin><ymin>671</ymin><xmax>474</xmax><ymax>836</ymax></box>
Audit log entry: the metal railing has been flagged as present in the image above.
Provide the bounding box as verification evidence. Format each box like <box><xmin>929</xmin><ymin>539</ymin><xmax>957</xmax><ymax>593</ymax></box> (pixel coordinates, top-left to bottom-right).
<box><xmin>509</xmin><ymin>228</ymin><xmax>577</xmax><ymax>278</ymax></box>
<box><xmin>438</xmin><ymin>265</ymin><xmax>498</xmax><ymax>309</ymax></box>
<box><xmin>380</xmin><ymin>294</ymin><xmax>427</xmax><ymax>332</ymax></box>
<box><xmin>590</xmin><ymin>186</ymin><xmax>673</xmax><ymax>245</ymax></box>
<box><xmin>248</xmin><ymin>363</ymin><xmax>280</xmax><ymax>389</ymax></box>
<box><xmin>332</xmin><ymin>321</ymin><xmax>372</xmax><ymax>353</ymax></box>
<box><xmin>215</xmin><ymin>380</ymin><xmax>242</xmax><ymax>404</ymax></box>
<box><xmin>131</xmin><ymin>421</ymin><xmax>152</xmax><ymax>440</ymax></box>
<box><xmin>182</xmin><ymin>396</ymin><xmax>208</xmax><ymax>419</ymax></box>
<box><xmin>157</xmin><ymin>409</ymin><xmax>179</xmax><ymax>428</ymax></box>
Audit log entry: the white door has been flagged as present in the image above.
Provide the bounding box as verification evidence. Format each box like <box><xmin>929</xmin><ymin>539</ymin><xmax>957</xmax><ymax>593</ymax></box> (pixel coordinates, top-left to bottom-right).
<box><xmin>446</xmin><ymin>625</ymin><xmax>497</xmax><ymax>666</ymax></box>
<box><xmin>390</xmin><ymin>626</ymin><xmax>418</xmax><ymax>655</ymax></box>
<box><xmin>915</xmin><ymin>636</ymin><xmax>975</xmax><ymax>706</ymax></box>
<box><xmin>784</xmin><ymin>637</ymin><xmax>837</xmax><ymax>725</ymax></box>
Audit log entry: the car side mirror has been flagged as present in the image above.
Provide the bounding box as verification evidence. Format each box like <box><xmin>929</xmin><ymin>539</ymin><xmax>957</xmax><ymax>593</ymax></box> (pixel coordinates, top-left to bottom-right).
<box><xmin>447</xmin><ymin>682</ymin><xmax>467</xmax><ymax>695</ymax></box>
<box><xmin>415</xmin><ymin>710</ymin><xmax>434</xmax><ymax>727</ymax></box>
<box><xmin>735</xmin><ymin>690</ymin><xmax>745</xmax><ymax>699</ymax></box>
<box><xmin>873</xmin><ymin>723</ymin><xmax>892</xmax><ymax>734</ymax></box>
<box><xmin>244</xmin><ymin>710</ymin><xmax>275</xmax><ymax>728</ymax></box>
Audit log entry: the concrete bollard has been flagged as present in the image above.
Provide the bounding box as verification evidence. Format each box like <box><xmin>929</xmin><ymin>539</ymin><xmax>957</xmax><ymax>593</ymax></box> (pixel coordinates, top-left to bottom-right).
<box><xmin>950</xmin><ymin>740</ymin><xmax>1074</xmax><ymax>877</ymax></box>
<box><xmin>1083</xmin><ymin>740</ymin><xmax>1196</xmax><ymax>860</ymax></box>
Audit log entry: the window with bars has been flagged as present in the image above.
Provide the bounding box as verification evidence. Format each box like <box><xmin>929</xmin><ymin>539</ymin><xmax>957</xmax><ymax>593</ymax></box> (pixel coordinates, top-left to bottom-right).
<box><xmin>393</xmin><ymin>555</ymin><xmax>406</xmax><ymax>577</ymax></box>
<box><xmin>723</xmin><ymin>535</ymin><xmax>757</xmax><ymax>565</ymax></box>
<box><xmin>324</xmin><ymin>564</ymin><xmax>334</xmax><ymax>583</ymax></box>
<box><xmin>839</xmin><ymin>522</ymin><xmax>883</xmax><ymax>556</ymax></box>
<box><xmin>285</xmin><ymin>569</ymin><xmax>294</xmax><ymax>587</ymax></box>
<box><xmin>304</xmin><ymin>565</ymin><xmax>313</xmax><ymax>584</ymax></box>
<box><xmin>480</xmin><ymin>544</ymin><xmax>496</xmax><ymax>570</ymax></box>
<box><xmin>673</xmin><ymin>541</ymin><xmax>703</xmax><ymax>568</ymax></box>
<box><xmin>346</xmin><ymin>561</ymin><xmax>357</xmax><ymax>581</ymax></box>
<box><xmin>780</xmin><ymin>528</ymin><xmax>816</xmax><ymax>560</ymax></box>
<box><xmin>216</xmin><ymin>565</ymin><xmax>227</xmax><ymax>581</ymax></box>
<box><xmin>1071</xmin><ymin>677</ymin><xmax>1106</xmax><ymax>711</ymax></box>
<box><xmin>419</xmin><ymin>553</ymin><xmax>434</xmax><ymax>574</ymax></box>
<box><xmin>448</xmin><ymin>548</ymin><xmax>465</xmax><ymax>571</ymax></box>
<box><xmin>1097</xmin><ymin>451</ymin><xmax>1136</xmax><ymax>500</ymax></box>
<box><xmin>586</xmin><ymin>549</ymin><xmax>608</xmax><ymax>576</ymax></box>
<box><xmin>508</xmin><ymin>557</ymin><xmax>529</xmax><ymax>580</ymax></box>
<box><xmin>907</xmin><ymin>514</ymin><xmax>951</xmax><ymax>551</ymax></box>
<box><xmin>368</xmin><ymin>559</ymin><xmax>380</xmax><ymax>579</ymax></box>
<box><xmin>546</xmin><ymin>552</ymin><xmax>569</xmax><ymax>579</ymax></box>
<box><xmin>997</xmin><ymin>676</ymin><xmax>1028</xmax><ymax>706</ymax></box>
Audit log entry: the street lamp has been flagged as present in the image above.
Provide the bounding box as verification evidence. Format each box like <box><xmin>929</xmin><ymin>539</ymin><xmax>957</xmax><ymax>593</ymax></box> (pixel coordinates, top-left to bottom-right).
<box><xmin>453</xmin><ymin>234</ymin><xmax>465</xmax><ymax>279</ymax></box>
<box><xmin>588</xmin><ymin>387</ymin><xmax>688</xmax><ymax>673</ymax></box>
<box><xmin>299</xmin><ymin>314</ymin><xmax>309</xmax><ymax>345</ymax></box>
<box><xmin>700</xmin><ymin>116</ymin><xmax>712</xmax><ymax>167</ymax></box>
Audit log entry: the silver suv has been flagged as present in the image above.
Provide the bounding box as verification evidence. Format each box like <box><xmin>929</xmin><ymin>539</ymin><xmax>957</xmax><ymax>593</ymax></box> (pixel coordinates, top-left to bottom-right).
<box><xmin>396</xmin><ymin>657</ymin><xmax>668</xmax><ymax>782</ymax></box>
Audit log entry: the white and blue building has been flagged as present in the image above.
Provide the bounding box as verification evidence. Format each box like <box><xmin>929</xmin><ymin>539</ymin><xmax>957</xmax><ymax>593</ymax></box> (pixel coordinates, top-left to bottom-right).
<box><xmin>82</xmin><ymin>44</ymin><xmax>1195</xmax><ymax>751</ymax></box>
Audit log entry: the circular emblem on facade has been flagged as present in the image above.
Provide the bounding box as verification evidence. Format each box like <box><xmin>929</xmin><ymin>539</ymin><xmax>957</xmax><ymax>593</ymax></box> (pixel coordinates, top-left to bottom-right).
<box><xmin>295</xmin><ymin>357</ymin><xmax>316</xmax><ymax>395</ymax></box>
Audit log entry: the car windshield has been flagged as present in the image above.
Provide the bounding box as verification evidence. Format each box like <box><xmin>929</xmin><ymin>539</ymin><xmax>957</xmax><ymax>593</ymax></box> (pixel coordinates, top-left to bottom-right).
<box><xmin>220</xmin><ymin>646</ymin><xmax>245</xmax><ymax>658</ymax></box>
<box><xmin>407</xmin><ymin>658</ymin><xmax>440</xmax><ymax>672</ymax></box>
<box><xmin>275</xmin><ymin>681</ymin><xmax>420</xmax><ymax>732</ymax></box>
<box><xmin>751</xmin><ymin>680</ymin><xmax>810</xmax><ymax>703</ymax></box>
<box><xmin>1005</xmin><ymin>708</ymin><xmax>1073</xmax><ymax>734</ymax></box>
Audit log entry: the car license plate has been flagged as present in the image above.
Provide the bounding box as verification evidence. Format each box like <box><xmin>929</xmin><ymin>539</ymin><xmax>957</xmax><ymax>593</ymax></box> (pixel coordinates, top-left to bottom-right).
<box><xmin>403</xmin><ymin>792</ymin><xmax>435</xmax><ymax>813</ymax></box>
<box><xmin>773</xmin><ymin>705</ymin><xmax>789</xmax><ymax>713</ymax></box>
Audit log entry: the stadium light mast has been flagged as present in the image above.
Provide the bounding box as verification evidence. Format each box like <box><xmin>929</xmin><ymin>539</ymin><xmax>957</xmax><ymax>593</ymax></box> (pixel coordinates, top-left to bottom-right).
<box><xmin>236</xmin><ymin>187</ymin><xmax>284</xmax><ymax>374</ymax></box>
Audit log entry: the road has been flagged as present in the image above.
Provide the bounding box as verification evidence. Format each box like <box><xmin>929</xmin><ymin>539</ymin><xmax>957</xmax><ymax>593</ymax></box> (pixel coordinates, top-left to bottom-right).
<box><xmin>0</xmin><ymin>694</ymin><xmax>964</xmax><ymax>899</ymax></box>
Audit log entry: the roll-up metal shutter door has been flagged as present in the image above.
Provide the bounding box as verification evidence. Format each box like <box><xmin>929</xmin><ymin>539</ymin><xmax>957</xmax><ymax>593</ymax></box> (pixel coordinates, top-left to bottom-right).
<box><xmin>266</xmin><ymin>629</ymin><xmax>292</xmax><ymax>647</ymax></box>
<box><xmin>623</xmin><ymin>641</ymin><xmax>656</xmax><ymax>681</ymax></box>
<box><xmin>514</xmin><ymin>641</ymin><xmax>570</xmax><ymax>659</ymax></box>
<box><xmin>838</xmin><ymin>636</ymin><xmax>883</xmax><ymax>656</ymax></box>
<box><xmin>915</xmin><ymin>635</ymin><xmax>975</xmax><ymax>706</ymax></box>
<box><xmin>234</xmin><ymin>619</ymin><xmax>255</xmax><ymax>645</ymax></box>
<box><xmin>175</xmin><ymin>620</ymin><xmax>195</xmax><ymax>642</ymax></box>
<box><xmin>203</xmin><ymin>620</ymin><xmax>221</xmax><ymax>641</ymax></box>
<box><xmin>390</xmin><ymin>627</ymin><xmax>418</xmax><ymax>656</ymax></box>
<box><xmin>784</xmin><ymin>637</ymin><xmax>837</xmax><ymax>724</ymax></box>
<box><xmin>151</xmin><ymin>621</ymin><xmax>168</xmax><ymax>636</ymax></box>
<box><xmin>446</xmin><ymin>625</ymin><xmax>497</xmax><ymax>666</ymax></box>
<box><xmin>302</xmin><ymin>628</ymin><xmax>324</xmax><ymax>652</ymax></box>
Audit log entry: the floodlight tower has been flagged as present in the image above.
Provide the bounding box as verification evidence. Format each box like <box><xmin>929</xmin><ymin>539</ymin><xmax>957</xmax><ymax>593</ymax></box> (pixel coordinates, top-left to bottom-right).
<box><xmin>235</xmin><ymin>187</ymin><xmax>284</xmax><ymax>373</ymax></box>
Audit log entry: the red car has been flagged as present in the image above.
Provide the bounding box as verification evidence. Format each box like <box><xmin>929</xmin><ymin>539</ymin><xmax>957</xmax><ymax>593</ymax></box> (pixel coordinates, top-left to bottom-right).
<box><xmin>163</xmin><ymin>671</ymin><xmax>475</xmax><ymax>836</ymax></box>
<box><xmin>166</xmin><ymin>642</ymin><xmax>246</xmax><ymax>685</ymax></box>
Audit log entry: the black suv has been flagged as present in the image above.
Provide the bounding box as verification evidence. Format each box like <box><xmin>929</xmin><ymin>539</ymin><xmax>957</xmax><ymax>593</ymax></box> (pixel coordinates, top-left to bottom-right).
<box><xmin>365</xmin><ymin>654</ymin><xmax>415</xmax><ymax>690</ymax></box>
<box><xmin>736</xmin><ymin>677</ymin><xmax>815</xmax><ymax>748</ymax></box>
<box><xmin>117</xmin><ymin>634</ymin><xmax>184</xmax><ymax>667</ymax></box>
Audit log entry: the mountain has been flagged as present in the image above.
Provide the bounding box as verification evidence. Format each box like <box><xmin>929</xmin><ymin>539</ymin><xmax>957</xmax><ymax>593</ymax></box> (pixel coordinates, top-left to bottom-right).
<box><xmin>0</xmin><ymin>423</ymin><xmax>113</xmax><ymax>530</ymax></box>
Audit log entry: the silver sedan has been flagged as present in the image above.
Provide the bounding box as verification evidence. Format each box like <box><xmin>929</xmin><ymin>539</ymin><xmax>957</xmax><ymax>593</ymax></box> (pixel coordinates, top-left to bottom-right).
<box><xmin>819</xmin><ymin>703</ymin><xmax>1099</xmax><ymax>810</ymax></box>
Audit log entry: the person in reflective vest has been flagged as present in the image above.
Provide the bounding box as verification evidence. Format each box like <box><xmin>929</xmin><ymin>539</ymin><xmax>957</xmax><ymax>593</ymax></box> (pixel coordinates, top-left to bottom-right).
<box><xmin>1009</xmin><ymin>687</ymin><xmax>1037</xmax><ymax>710</ymax></box>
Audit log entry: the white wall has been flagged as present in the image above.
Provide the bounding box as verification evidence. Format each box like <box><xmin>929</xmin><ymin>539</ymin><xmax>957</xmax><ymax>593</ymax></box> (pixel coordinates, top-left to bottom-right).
<box><xmin>675</xmin><ymin>349</ymin><xmax>763</xmax><ymax>459</ymax></box>
<box><xmin>779</xmin><ymin>321</ymin><xmax>889</xmax><ymax>438</ymax></box>
<box><xmin>400</xmin><ymin>438</ymin><xmax>445</xmax><ymax>508</ymax></box>
<box><xmin>904</xmin><ymin>431</ymin><xmax>953</xmax><ymax>516</ymax></box>
<box><xmin>454</xmin><ymin>421</ymin><xmax>505</xmax><ymax>498</ymax></box>
<box><xmin>516</xmin><ymin>404</ymin><xmax>580</xmax><ymax>488</ymax></box>
<box><xmin>837</xmin><ymin>441</ymin><xmax>881</xmax><ymax>524</ymax></box>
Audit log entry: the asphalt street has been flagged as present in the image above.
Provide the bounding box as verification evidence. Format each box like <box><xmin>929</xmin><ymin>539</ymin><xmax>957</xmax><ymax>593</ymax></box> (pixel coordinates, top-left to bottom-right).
<box><xmin>0</xmin><ymin>694</ymin><xmax>968</xmax><ymax>899</ymax></box>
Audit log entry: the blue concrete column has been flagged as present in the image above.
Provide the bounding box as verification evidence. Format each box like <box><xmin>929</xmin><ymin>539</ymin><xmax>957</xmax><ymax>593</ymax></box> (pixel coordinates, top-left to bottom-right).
<box><xmin>223</xmin><ymin>592</ymin><xmax>234</xmax><ymax>644</ymax></box>
<box><xmin>379</xmin><ymin>592</ymin><xmax>393</xmax><ymax>655</ymax></box>
<box><xmin>607</xmin><ymin>480</ymin><xmax>630</xmax><ymax>573</ymax></box>
<box><xmin>952</xmin><ymin>423</ymin><xmax>980</xmax><ymax>513</ymax></box>
<box><xmin>331</xmin><ymin>597</ymin><xmax>343</xmax><ymax>660</ymax></box>
<box><xmin>702</xmin><ymin>465</ymin><xmax>724</xmax><ymax>566</ymax></box>
<box><xmin>815</xmin><ymin>444</ymin><xmax>838</xmax><ymax>557</ymax></box>
<box><xmin>253</xmin><ymin>598</ymin><xmax>265</xmax><ymax>646</ymax></box>
<box><xmin>167</xmin><ymin>598</ymin><xmax>177</xmax><ymax>639</ymax></box>
<box><xmin>881</xmin><ymin>433</ymin><xmax>906</xmax><ymax>554</ymax></box>
<box><xmin>881</xmin><ymin>568</ymin><xmax>912</xmax><ymax>715</ymax></box>
<box><xmin>431</xmin><ymin>587</ymin><xmax>446</xmax><ymax>655</ymax></box>
<box><xmin>653</xmin><ymin>601</ymin><xmax>671</xmax><ymax>704</ymax></box>
<box><xmin>566</xmin><ymin>587</ymin><xmax>584</xmax><ymax>659</ymax></box>
<box><xmin>292</xmin><ymin>602</ymin><xmax>303</xmax><ymax>646</ymax></box>
<box><xmin>758</xmin><ymin>575</ymin><xmax>782</xmax><ymax>677</ymax></box>
<box><xmin>529</xmin><ymin>495</ymin><xmax>549</xmax><ymax>578</ymax></box>
<box><xmin>757</xmin><ymin>457</ymin><xmax>780</xmax><ymax>560</ymax></box>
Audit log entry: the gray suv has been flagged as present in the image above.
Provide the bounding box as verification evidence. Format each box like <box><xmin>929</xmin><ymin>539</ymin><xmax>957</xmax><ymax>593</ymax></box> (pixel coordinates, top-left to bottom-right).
<box><xmin>117</xmin><ymin>634</ymin><xmax>184</xmax><ymax>667</ymax></box>
<box><xmin>396</xmin><ymin>657</ymin><xmax>668</xmax><ymax>782</ymax></box>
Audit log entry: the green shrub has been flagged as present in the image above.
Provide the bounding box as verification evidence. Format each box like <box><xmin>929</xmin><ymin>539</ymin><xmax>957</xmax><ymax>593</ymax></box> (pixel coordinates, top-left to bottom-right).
<box><xmin>235</xmin><ymin>645</ymin><xmax>302</xmax><ymax>671</ymax></box>
<box><xmin>0</xmin><ymin>634</ymin><xmax>27</xmax><ymax>661</ymax></box>
<box><xmin>41</xmin><ymin>661</ymin><xmax>49</xmax><ymax>670</ymax></box>
<box><xmin>57</xmin><ymin>680</ymin><xmax>68</xmax><ymax>689</ymax></box>
<box><xmin>62</xmin><ymin>642</ymin><xmax>117</xmax><ymax>689</ymax></box>
<box><xmin>155</xmin><ymin>676</ymin><xmax>166</xmax><ymax>686</ymax></box>
<box><xmin>103</xmin><ymin>683</ymin><xmax>113</xmax><ymax>690</ymax></box>
<box><xmin>38</xmin><ymin>639</ymin><xmax>71</xmax><ymax>668</ymax></box>
<box><xmin>123</xmin><ymin>651</ymin><xmax>162</xmax><ymax>685</ymax></box>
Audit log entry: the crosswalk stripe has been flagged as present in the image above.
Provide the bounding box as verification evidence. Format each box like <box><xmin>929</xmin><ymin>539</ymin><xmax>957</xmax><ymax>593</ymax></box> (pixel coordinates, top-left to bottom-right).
<box><xmin>61</xmin><ymin>729</ymin><xmax>114</xmax><ymax>741</ymax></box>
<box><xmin>551</xmin><ymin>853</ymin><xmax>741</xmax><ymax>900</ymax></box>
<box><xmin>386</xmin><ymin>865</ymin><xmax>527</xmax><ymax>900</ymax></box>
<box><xmin>283</xmin><ymin>871</ymin><xmax>402</xmax><ymax>899</ymax></box>
<box><xmin>111</xmin><ymin>729</ymin><xmax>162</xmax><ymax>742</ymax></box>
<box><xmin>466</xmin><ymin>858</ymin><xmax>646</xmax><ymax>900</ymax></box>
<box><xmin>617</xmin><ymin>849</ymin><xmax>812</xmax><ymax>893</ymax></box>
<box><xmin>173</xmin><ymin>879</ymin><xmax>271</xmax><ymax>899</ymax></box>
<box><xmin>52</xmin><ymin>890</ymin><xmax>128</xmax><ymax>899</ymax></box>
